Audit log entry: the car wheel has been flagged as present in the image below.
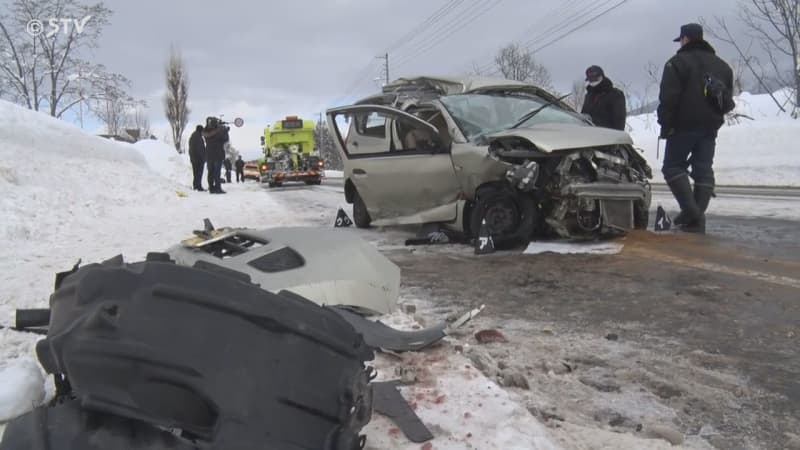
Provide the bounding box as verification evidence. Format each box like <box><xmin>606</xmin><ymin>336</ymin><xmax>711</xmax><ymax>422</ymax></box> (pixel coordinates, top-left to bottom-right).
<box><xmin>352</xmin><ymin>190</ymin><xmax>371</xmax><ymax>229</ymax></box>
<box><xmin>469</xmin><ymin>187</ymin><xmax>537</xmax><ymax>248</ymax></box>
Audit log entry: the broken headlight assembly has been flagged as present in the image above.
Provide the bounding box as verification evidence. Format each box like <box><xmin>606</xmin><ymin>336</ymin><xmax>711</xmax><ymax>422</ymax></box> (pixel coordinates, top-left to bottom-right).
<box><xmin>505</xmin><ymin>161</ymin><xmax>539</xmax><ymax>192</ymax></box>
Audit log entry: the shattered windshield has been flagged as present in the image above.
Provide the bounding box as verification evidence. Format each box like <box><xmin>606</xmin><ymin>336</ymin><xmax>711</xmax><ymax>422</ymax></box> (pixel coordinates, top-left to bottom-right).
<box><xmin>440</xmin><ymin>93</ymin><xmax>587</xmax><ymax>141</ymax></box>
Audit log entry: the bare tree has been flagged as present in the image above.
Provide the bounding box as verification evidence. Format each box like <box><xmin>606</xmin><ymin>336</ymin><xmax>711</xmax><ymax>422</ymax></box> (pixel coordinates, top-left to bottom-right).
<box><xmin>314</xmin><ymin>120</ymin><xmax>341</xmax><ymax>170</ymax></box>
<box><xmin>469</xmin><ymin>62</ymin><xmax>489</xmax><ymax>77</ymax></box>
<box><xmin>569</xmin><ymin>80</ymin><xmax>586</xmax><ymax>111</ymax></box>
<box><xmin>0</xmin><ymin>0</ymin><xmax>123</xmax><ymax>118</ymax></box>
<box><xmin>738</xmin><ymin>0</ymin><xmax>799</xmax><ymax>115</ymax></box>
<box><xmin>164</xmin><ymin>46</ymin><xmax>189</xmax><ymax>153</ymax></box>
<box><xmin>494</xmin><ymin>43</ymin><xmax>553</xmax><ymax>90</ymax></box>
<box><xmin>128</xmin><ymin>102</ymin><xmax>151</xmax><ymax>140</ymax></box>
<box><xmin>89</xmin><ymin>74</ymin><xmax>135</xmax><ymax>135</ymax></box>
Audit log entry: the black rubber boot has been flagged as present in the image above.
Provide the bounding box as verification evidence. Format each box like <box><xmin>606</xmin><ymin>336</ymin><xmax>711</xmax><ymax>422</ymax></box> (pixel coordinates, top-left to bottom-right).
<box><xmin>695</xmin><ymin>184</ymin><xmax>714</xmax><ymax>214</ymax></box>
<box><xmin>681</xmin><ymin>184</ymin><xmax>713</xmax><ymax>234</ymax></box>
<box><xmin>667</xmin><ymin>175</ymin><xmax>702</xmax><ymax>231</ymax></box>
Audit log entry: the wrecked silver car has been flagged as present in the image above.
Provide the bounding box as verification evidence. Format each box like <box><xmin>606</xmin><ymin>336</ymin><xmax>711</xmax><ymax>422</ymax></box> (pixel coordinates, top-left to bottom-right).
<box><xmin>327</xmin><ymin>76</ymin><xmax>652</xmax><ymax>246</ymax></box>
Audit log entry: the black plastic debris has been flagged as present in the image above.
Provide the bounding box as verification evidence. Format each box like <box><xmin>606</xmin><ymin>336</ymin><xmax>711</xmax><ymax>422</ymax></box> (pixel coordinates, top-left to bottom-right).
<box><xmin>0</xmin><ymin>399</ymin><xmax>197</xmax><ymax>450</ymax></box>
<box><xmin>373</xmin><ymin>381</ymin><xmax>434</xmax><ymax>443</ymax></box>
<box><xmin>2</xmin><ymin>257</ymin><xmax>376</xmax><ymax>450</ymax></box>
<box><xmin>331</xmin><ymin>307</ymin><xmax>448</xmax><ymax>352</ymax></box>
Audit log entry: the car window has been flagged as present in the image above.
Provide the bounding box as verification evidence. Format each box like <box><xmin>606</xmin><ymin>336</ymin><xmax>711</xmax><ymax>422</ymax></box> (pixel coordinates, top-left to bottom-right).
<box><xmin>440</xmin><ymin>94</ymin><xmax>587</xmax><ymax>140</ymax></box>
<box><xmin>395</xmin><ymin>117</ymin><xmax>438</xmax><ymax>153</ymax></box>
<box><xmin>355</xmin><ymin>112</ymin><xmax>386</xmax><ymax>138</ymax></box>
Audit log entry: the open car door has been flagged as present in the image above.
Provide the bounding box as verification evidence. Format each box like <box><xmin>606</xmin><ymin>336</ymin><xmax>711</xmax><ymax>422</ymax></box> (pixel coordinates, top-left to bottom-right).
<box><xmin>326</xmin><ymin>105</ymin><xmax>462</xmax><ymax>225</ymax></box>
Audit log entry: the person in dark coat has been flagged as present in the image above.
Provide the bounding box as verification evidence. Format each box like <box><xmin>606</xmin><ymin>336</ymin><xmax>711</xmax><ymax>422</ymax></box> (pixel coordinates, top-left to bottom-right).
<box><xmin>188</xmin><ymin>125</ymin><xmax>206</xmax><ymax>191</ymax></box>
<box><xmin>580</xmin><ymin>65</ymin><xmax>627</xmax><ymax>131</ymax></box>
<box><xmin>202</xmin><ymin>117</ymin><xmax>230</xmax><ymax>194</ymax></box>
<box><xmin>235</xmin><ymin>156</ymin><xmax>245</xmax><ymax>183</ymax></box>
<box><xmin>657</xmin><ymin>23</ymin><xmax>734</xmax><ymax>233</ymax></box>
<box><xmin>224</xmin><ymin>158</ymin><xmax>232</xmax><ymax>183</ymax></box>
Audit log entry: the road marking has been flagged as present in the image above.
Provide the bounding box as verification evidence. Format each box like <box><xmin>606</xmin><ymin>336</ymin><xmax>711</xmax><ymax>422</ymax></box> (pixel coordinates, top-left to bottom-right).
<box><xmin>628</xmin><ymin>248</ymin><xmax>800</xmax><ymax>290</ymax></box>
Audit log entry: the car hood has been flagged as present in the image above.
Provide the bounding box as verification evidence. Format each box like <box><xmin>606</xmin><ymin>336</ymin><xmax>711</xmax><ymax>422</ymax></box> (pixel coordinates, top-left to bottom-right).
<box><xmin>487</xmin><ymin>123</ymin><xmax>633</xmax><ymax>153</ymax></box>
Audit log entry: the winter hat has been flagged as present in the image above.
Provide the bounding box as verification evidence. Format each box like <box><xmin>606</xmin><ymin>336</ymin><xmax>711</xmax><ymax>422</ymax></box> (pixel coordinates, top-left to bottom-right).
<box><xmin>673</xmin><ymin>23</ymin><xmax>703</xmax><ymax>42</ymax></box>
<box><xmin>585</xmin><ymin>65</ymin><xmax>604</xmax><ymax>82</ymax></box>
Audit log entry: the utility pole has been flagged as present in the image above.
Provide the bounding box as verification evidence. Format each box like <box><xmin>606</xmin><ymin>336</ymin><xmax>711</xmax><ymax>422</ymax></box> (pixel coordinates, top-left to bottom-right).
<box><xmin>376</xmin><ymin>53</ymin><xmax>389</xmax><ymax>85</ymax></box>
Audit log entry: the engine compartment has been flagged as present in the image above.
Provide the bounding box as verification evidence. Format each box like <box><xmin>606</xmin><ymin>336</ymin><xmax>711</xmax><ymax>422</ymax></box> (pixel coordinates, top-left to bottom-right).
<box><xmin>489</xmin><ymin>139</ymin><xmax>652</xmax><ymax>239</ymax></box>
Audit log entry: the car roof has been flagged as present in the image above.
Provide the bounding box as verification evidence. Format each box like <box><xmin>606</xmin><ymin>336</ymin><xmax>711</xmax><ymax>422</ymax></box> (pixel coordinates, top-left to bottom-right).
<box><xmin>382</xmin><ymin>75</ymin><xmax>529</xmax><ymax>94</ymax></box>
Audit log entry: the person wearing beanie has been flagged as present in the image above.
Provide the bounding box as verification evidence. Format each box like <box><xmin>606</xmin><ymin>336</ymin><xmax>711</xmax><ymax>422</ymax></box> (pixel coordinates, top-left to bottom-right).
<box><xmin>657</xmin><ymin>23</ymin><xmax>735</xmax><ymax>233</ymax></box>
<box><xmin>580</xmin><ymin>65</ymin><xmax>627</xmax><ymax>131</ymax></box>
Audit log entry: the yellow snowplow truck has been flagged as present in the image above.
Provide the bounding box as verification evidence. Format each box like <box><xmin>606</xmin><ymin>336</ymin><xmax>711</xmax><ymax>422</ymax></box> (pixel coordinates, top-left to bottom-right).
<box><xmin>259</xmin><ymin>116</ymin><xmax>324</xmax><ymax>188</ymax></box>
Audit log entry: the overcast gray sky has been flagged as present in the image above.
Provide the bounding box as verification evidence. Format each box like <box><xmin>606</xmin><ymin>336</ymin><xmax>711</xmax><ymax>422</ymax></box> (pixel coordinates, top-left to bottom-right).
<box><xmin>43</xmin><ymin>0</ymin><xmax>756</xmax><ymax>157</ymax></box>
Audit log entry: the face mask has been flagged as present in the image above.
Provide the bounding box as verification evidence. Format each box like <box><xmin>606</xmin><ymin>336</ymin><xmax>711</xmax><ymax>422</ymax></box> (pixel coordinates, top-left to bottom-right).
<box><xmin>587</xmin><ymin>78</ymin><xmax>603</xmax><ymax>87</ymax></box>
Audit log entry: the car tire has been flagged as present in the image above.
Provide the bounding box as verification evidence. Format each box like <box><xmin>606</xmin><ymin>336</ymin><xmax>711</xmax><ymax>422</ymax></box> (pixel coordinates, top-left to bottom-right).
<box><xmin>352</xmin><ymin>190</ymin><xmax>371</xmax><ymax>229</ymax></box>
<box><xmin>469</xmin><ymin>187</ymin><xmax>537</xmax><ymax>248</ymax></box>
<box><xmin>634</xmin><ymin>201</ymin><xmax>649</xmax><ymax>230</ymax></box>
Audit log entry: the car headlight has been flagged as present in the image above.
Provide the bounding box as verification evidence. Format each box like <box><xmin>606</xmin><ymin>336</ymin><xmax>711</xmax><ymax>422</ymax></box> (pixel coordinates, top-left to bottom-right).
<box><xmin>505</xmin><ymin>161</ymin><xmax>539</xmax><ymax>192</ymax></box>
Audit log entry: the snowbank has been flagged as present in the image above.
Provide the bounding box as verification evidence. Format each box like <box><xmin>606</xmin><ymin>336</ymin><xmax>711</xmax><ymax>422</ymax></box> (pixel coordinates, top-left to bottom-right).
<box><xmin>0</xmin><ymin>358</ymin><xmax>45</xmax><ymax>422</ymax></box>
<box><xmin>131</xmin><ymin>139</ymin><xmax>192</xmax><ymax>185</ymax></box>
<box><xmin>628</xmin><ymin>89</ymin><xmax>800</xmax><ymax>186</ymax></box>
<box><xmin>325</xmin><ymin>170</ymin><xmax>344</xmax><ymax>178</ymax></box>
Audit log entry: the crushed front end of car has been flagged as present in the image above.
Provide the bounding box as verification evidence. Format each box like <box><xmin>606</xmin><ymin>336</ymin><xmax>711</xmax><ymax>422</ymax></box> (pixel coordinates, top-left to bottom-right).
<box><xmin>487</xmin><ymin>128</ymin><xmax>653</xmax><ymax>239</ymax></box>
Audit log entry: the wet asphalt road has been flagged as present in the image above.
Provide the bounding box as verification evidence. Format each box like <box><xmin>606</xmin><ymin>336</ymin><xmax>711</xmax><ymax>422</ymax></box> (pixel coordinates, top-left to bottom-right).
<box><xmin>298</xmin><ymin>178</ymin><xmax>800</xmax><ymax>447</ymax></box>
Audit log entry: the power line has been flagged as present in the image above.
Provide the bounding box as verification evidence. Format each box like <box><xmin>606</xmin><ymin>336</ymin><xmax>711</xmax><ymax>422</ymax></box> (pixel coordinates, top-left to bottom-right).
<box><xmin>334</xmin><ymin>0</ymin><xmax>467</xmax><ymax>102</ymax></box>
<box><xmin>384</xmin><ymin>0</ymin><xmax>465</xmax><ymax>54</ymax></box>
<box><xmin>483</xmin><ymin>0</ymin><xmax>630</xmax><ymax>77</ymax></box>
<box><xmin>473</xmin><ymin>0</ymin><xmax>605</xmax><ymax>75</ymax></box>
<box><xmin>391</xmin><ymin>0</ymin><xmax>489</xmax><ymax>66</ymax></box>
<box><xmin>393</xmin><ymin>0</ymin><xmax>505</xmax><ymax>71</ymax></box>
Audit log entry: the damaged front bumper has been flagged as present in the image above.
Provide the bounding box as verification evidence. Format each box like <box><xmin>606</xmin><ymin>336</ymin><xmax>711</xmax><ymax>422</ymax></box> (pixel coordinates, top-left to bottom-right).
<box><xmin>547</xmin><ymin>182</ymin><xmax>650</xmax><ymax>238</ymax></box>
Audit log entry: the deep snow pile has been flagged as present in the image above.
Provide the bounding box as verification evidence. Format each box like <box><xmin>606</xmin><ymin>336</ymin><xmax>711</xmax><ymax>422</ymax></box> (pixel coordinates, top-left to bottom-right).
<box><xmin>132</xmin><ymin>139</ymin><xmax>193</xmax><ymax>185</ymax></box>
<box><xmin>628</xmin><ymin>88</ymin><xmax>800</xmax><ymax>186</ymax></box>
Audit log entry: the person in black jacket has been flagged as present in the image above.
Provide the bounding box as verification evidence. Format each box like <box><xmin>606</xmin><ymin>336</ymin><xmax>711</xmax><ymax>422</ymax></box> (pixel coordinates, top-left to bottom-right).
<box><xmin>581</xmin><ymin>65</ymin><xmax>627</xmax><ymax>131</ymax></box>
<box><xmin>657</xmin><ymin>23</ymin><xmax>734</xmax><ymax>233</ymax></box>
<box><xmin>235</xmin><ymin>156</ymin><xmax>245</xmax><ymax>183</ymax></box>
<box><xmin>224</xmin><ymin>158</ymin><xmax>232</xmax><ymax>183</ymax></box>
<box><xmin>188</xmin><ymin>125</ymin><xmax>206</xmax><ymax>191</ymax></box>
<box><xmin>202</xmin><ymin>117</ymin><xmax>230</xmax><ymax>194</ymax></box>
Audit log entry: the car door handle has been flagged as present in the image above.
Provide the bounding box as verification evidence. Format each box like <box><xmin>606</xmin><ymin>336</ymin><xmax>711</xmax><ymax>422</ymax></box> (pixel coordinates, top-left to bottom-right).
<box><xmin>353</xmin><ymin>168</ymin><xmax>367</xmax><ymax>175</ymax></box>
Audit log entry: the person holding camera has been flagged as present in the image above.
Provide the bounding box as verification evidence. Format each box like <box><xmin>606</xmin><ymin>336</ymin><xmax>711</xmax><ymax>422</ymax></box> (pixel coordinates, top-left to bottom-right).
<box><xmin>202</xmin><ymin>117</ymin><xmax>230</xmax><ymax>194</ymax></box>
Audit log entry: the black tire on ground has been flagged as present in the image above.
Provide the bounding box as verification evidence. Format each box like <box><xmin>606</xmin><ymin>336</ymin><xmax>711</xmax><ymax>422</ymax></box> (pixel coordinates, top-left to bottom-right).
<box><xmin>468</xmin><ymin>186</ymin><xmax>538</xmax><ymax>249</ymax></box>
<box><xmin>352</xmin><ymin>190</ymin><xmax>371</xmax><ymax>229</ymax></box>
<box><xmin>268</xmin><ymin>182</ymin><xmax>282</xmax><ymax>188</ymax></box>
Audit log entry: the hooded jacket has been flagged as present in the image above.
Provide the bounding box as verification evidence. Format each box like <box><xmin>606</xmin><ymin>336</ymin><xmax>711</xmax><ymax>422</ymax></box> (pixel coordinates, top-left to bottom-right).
<box><xmin>581</xmin><ymin>77</ymin><xmax>627</xmax><ymax>131</ymax></box>
<box><xmin>188</xmin><ymin>128</ymin><xmax>206</xmax><ymax>163</ymax></box>
<box><xmin>202</xmin><ymin>126</ymin><xmax>229</xmax><ymax>162</ymax></box>
<box><xmin>657</xmin><ymin>40</ymin><xmax>734</xmax><ymax>133</ymax></box>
